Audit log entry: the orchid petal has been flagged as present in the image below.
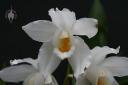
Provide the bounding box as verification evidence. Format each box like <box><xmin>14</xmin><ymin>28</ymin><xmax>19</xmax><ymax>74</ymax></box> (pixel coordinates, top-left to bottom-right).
<box><xmin>111</xmin><ymin>78</ymin><xmax>119</xmax><ymax>85</ymax></box>
<box><xmin>22</xmin><ymin>20</ymin><xmax>58</xmax><ymax>42</ymax></box>
<box><xmin>104</xmin><ymin>70</ymin><xmax>119</xmax><ymax>85</ymax></box>
<box><xmin>86</xmin><ymin>66</ymin><xmax>119</xmax><ymax>85</ymax></box>
<box><xmin>23</xmin><ymin>73</ymin><xmax>58</xmax><ymax>85</ymax></box>
<box><xmin>50</xmin><ymin>76</ymin><xmax>58</xmax><ymax>85</ymax></box>
<box><xmin>10</xmin><ymin>58</ymin><xmax>38</xmax><ymax>69</ymax></box>
<box><xmin>73</xmin><ymin>18</ymin><xmax>98</xmax><ymax>38</ymax></box>
<box><xmin>76</xmin><ymin>74</ymin><xmax>90</xmax><ymax>85</ymax></box>
<box><xmin>44</xmin><ymin>75</ymin><xmax>58</xmax><ymax>85</ymax></box>
<box><xmin>112</xmin><ymin>79</ymin><xmax>119</xmax><ymax>85</ymax></box>
<box><xmin>86</xmin><ymin>65</ymin><xmax>100</xmax><ymax>85</ymax></box>
<box><xmin>38</xmin><ymin>42</ymin><xmax>61</xmax><ymax>78</ymax></box>
<box><xmin>53</xmin><ymin>46</ymin><xmax>75</xmax><ymax>60</ymax></box>
<box><xmin>23</xmin><ymin>73</ymin><xmax>44</xmax><ymax>85</ymax></box>
<box><xmin>103</xmin><ymin>56</ymin><xmax>128</xmax><ymax>77</ymax></box>
<box><xmin>49</xmin><ymin>8</ymin><xmax>76</xmax><ymax>30</ymax></box>
<box><xmin>68</xmin><ymin>36</ymin><xmax>91</xmax><ymax>78</ymax></box>
<box><xmin>91</xmin><ymin>46</ymin><xmax>120</xmax><ymax>64</ymax></box>
<box><xmin>0</xmin><ymin>65</ymin><xmax>37</xmax><ymax>83</ymax></box>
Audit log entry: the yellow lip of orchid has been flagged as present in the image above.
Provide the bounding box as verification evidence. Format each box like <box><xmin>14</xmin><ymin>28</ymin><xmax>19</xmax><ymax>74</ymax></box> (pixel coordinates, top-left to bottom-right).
<box><xmin>58</xmin><ymin>31</ymin><xmax>71</xmax><ymax>53</ymax></box>
<box><xmin>53</xmin><ymin>29</ymin><xmax>76</xmax><ymax>60</ymax></box>
<box><xmin>97</xmin><ymin>76</ymin><xmax>106</xmax><ymax>85</ymax></box>
<box><xmin>97</xmin><ymin>71</ymin><xmax>107</xmax><ymax>85</ymax></box>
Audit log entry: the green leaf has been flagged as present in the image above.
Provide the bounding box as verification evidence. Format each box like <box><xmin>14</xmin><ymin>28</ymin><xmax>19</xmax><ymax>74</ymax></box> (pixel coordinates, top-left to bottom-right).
<box><xmin>116</xmin><ymin>76</ymin><xmax>128</xmax><ymax>85</ymax></box>
<box><xmin>85</xmin><ymin>0</ymin><xmax>108</xmax><ymax>48</ymax></box>
<box><xmin>89</xmin><ymin>0</ymin><xmax>108</xmax><ymax>29</ymax></box>
<box><xmin>63</xmin><ymin>64</ymin><xmax>74</xmax><ymax>85</ymax></box>
<box><xmin>0</xmin><ymin>80</ymin><xmax>6</xmax><ymax>85</ymax></box>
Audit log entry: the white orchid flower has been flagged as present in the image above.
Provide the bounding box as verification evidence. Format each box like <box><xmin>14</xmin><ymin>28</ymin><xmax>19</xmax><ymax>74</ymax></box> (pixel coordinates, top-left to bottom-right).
<box><xmin>22</xmin><ymin>8</ymin><xmax>98</xmax><ymax>60</ymax></box>
<box><xmin>76</xmin><ymin>46</ymin><xmax>128</xmax><ymax>85</ymax></box>
<box><xmin>0</xmin><ymin>43</ymin><xmax>61</xmax><ymax>85</ymax></box>
<box><xmin>75</xmin><ymin>46</ymin><xmax>120</xmax><ymax>83</ymax></box>
<box><xmin>43</xmin><ymin>36</ymin><xmax>93</xmax><ymax>80</ymax></box>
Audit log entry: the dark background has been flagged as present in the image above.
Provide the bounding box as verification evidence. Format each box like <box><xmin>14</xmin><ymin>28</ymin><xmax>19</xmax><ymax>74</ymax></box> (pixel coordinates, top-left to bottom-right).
<box><xmin>0</xmin><ymin>0</ymin><xmax>128</xmax><ymax>85</ymax></box>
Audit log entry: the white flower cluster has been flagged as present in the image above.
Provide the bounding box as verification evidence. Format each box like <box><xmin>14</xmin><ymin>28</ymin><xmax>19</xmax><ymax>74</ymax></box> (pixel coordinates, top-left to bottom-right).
<box><xmin>0</xmin><ymin>8</ymin><xmax>128</xmax><ymax>85</ymax></box>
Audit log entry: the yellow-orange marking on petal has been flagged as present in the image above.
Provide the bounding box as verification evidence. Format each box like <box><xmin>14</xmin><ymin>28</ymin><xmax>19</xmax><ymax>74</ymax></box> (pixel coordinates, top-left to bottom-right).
<box><xmin>97</xmin><ymin>76</ymin><xmax>107</xmax><ymax>85</ymax></box>
<box><xmin>97</xmin><ymin>71</ymin><xmax>107</xmax><ymax>85</ymax></box>
<box><xmin>58</xmin><ymin>37</ymin><xmax>71</xmax><ymax>52</ymax></box>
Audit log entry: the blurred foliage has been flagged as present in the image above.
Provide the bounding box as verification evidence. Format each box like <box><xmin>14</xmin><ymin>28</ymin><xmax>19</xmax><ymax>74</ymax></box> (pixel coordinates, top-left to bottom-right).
<box><xmin>63</xmin><ymin>64</ymin><xmax>74</xmax><ymax>85</ymax></box>
<box><xmin>83</xmin><ymin>0</ymin><xmax>108</xmax><ymax>48</ymax></box>
<box><xmin>116</xmin><ymin>76</ymin><xmax>128</xmax><ymax>85</ymax></box>
<box><xmin>0</xmin><ymin>80</ymin><xmax>6</xmax><ymax>85</ymax></box>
